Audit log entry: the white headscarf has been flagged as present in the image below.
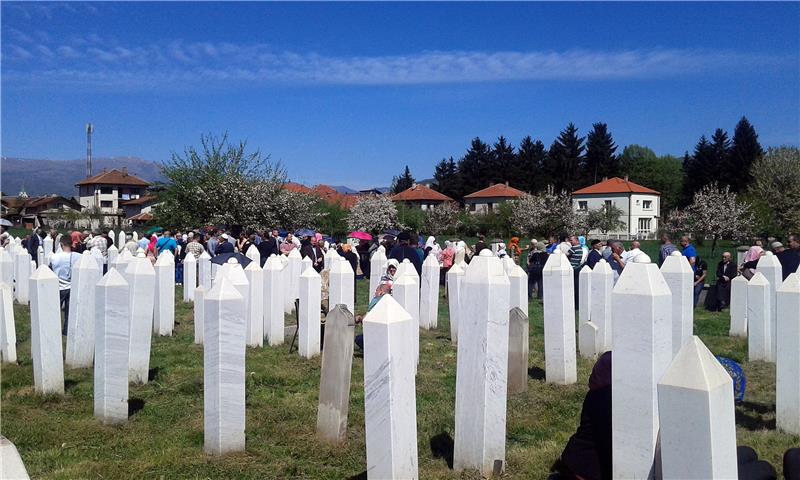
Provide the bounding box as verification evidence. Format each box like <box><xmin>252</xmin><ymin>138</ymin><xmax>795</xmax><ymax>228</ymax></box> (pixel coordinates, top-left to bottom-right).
<box><xmin>425</xmin><ymin>236</ymin><xmax>435</xmax><ymax>249</ymax></box>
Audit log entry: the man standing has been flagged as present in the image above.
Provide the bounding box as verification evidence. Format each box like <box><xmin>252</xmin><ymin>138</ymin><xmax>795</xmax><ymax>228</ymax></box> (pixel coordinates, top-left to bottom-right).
<box><xmin>586</xmin><ymin>240</ymin><xmax>604</xmax><ymax>269</ymax></box>
<box><xmin>622</xmin><ymin>240</ymin><xmax>646</xmax><ymax>264</ymax></box>
<box><xmin>89</xmin><ymin>230</ymin><xmax>109</xmax><ymax>273</ymax></box>
<box><xmin>568</xmin><ymin>235</ymin><xmax>584</xmax><ymax>305</ymax></box>
<box><xmin>49</xmin><ymin>237</ymin><xmax>81</xmax><ymax>335</ymax></box>
<box><xmin>680</xmin><ymin>235</ymin><xmax>697</xmax><ymax>272</ymax></box>
<box><xmin>777</xmin><ymin>234</ymin><xmax>800</xmax><ymax>280</ymax></box>
<box><xmin>658</xmin><ymin>234</ymin><xmax>678</xmax><ymax>266</ymax></box>
<box><xmin>206</xmin><ymin>232</ymin><xmax>219</xmax><ymax>257</ymax></box>
<box><xmin>389</xmin><ymin>232</ymin><xmax>422</xmax><ymax>275</ymax></box>
<box><xmin>156</xmin><ymin>230</ymin><xmax>178</xmax><ymax>255</ymax></box>
<box><xmin>608</xmin><ymin>240</ymin><xmax>626</xmax><ymax>284</ymax></box>
<box><xmin>215</xmin><ymin>233</ymin><xmax>235</xmax><ymax>255</ymax></box>
<box><xmin>715</xmin><ymin>252</ymin><xmax>737</xmax><ymax>311</ymax></box>
<box><xmin>474</xmin><ymin>235</ymin><xmax>487</xmax><ymax>256</ymax></box>
<box><xmin>185</xmin><ymin>233</ymin><xmax>205</xmax><ymax>259</ymax></box>
<box><xmin>27</xmin><ymin>228</ymin><xmax>43</xmax><ymax>265</ymax></box>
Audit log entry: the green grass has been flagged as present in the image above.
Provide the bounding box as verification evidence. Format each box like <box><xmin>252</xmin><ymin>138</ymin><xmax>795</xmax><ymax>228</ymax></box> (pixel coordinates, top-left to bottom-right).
<box><xmin>2</xmin><ymin>279</ymin><xmax>797</xmax><ymax>479</ymax></box>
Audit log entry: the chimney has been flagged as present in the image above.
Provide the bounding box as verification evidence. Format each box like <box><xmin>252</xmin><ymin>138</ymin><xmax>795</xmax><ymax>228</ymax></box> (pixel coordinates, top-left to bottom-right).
<box><xmin>624</xmin><ymin>175</ymin><xmax>629</xmax><ymax>182</ymax></box>
<box><xmin>602</xmin><ymin>176</ymin><xmax>608</xmax><ymax>181</ymax></box>
<box><xmin>122</xmin><ymin>167</ymin><xmax>128</xmax><ymax>175</ymax></box>
<box><xmin>505</xmin><ymin>181</ymin><xmax>509</xmax><ymax>186</ymax></box>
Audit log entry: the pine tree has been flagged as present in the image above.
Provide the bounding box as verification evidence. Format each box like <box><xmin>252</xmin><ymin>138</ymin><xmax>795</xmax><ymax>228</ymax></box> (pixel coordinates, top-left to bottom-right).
<box><xmin>544</xmin><ymin>122</ymin><xmax>585</xmax><ymax>192</ymax></box>
<box><xmin>433</xmin><ymin>157</ymin><xmax>462</xmax><ymax>202</ymax></box>
<box><xmin>390</xmin><ymin>165</ymin><xmax>415</xmax><ymax>194</ymax></box>
<box><xmin>457</xmin><ymin>137</ymin><xmax>493</xmax><ymax>196</ymax></box>
<box><xmin>681</xmin><ymin>136</ymin><xmax>715</xmax><ymax>206</ymax></box>
<box><xmin>516</xmin><ymin>136</ymin><xmax>547</xmax><ymax>193</ymax></box>
<box><xmin>727</xmin><ymin>116</ymin><xmax>763</xmax><ymax>192</ymax></box>
<box><xmin>710</xmin><ymin>128</ymin><xmax>731</xmax><ymax>181</ymax></box>
<box><xmin>584</xmin><ymin>122</ymin><xmax>619</xmax><ymax>185</ymax></box>
<box><xmin>491</xmin><ymin>136</ymin><xmax>516</xmax><ymax>185</ymax></box>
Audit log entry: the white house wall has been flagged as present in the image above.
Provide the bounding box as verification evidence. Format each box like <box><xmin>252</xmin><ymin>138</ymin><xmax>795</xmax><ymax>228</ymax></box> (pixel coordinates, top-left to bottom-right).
<box><xmin>572</xmin><ymin>193</ymin><xmax>660</xmax><ymax>237</ymax></box>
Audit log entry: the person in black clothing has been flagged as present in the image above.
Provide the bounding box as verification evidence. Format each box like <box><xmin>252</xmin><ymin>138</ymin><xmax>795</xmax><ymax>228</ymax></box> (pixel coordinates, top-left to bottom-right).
<box><xmin>388</xmin><ymin>232</ymin><xmax>422</xmax><ymax>275</ymax></box>
<box><xmin>551</xmin><ymin>351</ymin><xmax>612</xmax><ymax>480</ymax></box>
<box><xmin>215</xmin><ymin>233</ymin><xmax>235</xmax><ymax>255</ymax></box>
<box><xmin>300</xmin><ymin>237</ymin><xmax>324</xmax><ymax>272</ymax></box>
<box><xmin>256</xmin><ymin>233</ymin><xmax>278</xmax><ymax>265</ymax></box>
<box><xmin>357</xmin><ymin>240</ymin><xmax>371</xmax><ymax>278</ymax></box>
<box><xmin>777</xmin><ymin>234</ymin><xmax>800</xmax><ymax>280</ymax></box>
<box><xmin>527</xmin><ymin>242</ymin><xmax>549</xmax><ymax>299</ymax></box>
<box><xmin>474</xmin><ymin>234</ymin><xmax>487</xmax><ymax>256</ymax></box>
<box><xmin>27</xmin><ymin>228</ymin><xmax>42</xmax><ymax>265</ymax></box>
<box><xmin>586</xmin><ymin>240</ymin><xmax>603</xmax><ymax>269</ymax></box>
<box><xmin>715</xmin><ymin>251</ymin><xmax>738</xmax><ymax>311</ymax></box>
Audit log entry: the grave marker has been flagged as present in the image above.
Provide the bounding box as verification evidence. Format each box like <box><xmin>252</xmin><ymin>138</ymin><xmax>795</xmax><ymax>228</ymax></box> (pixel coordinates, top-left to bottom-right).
<box><xmin>757</xmin><ymin>251</ymin><xmax>782</xmax><ymax>362</ymax></box>
<box><xmin>578</xmin><ymin>321</ymin><xmax>601</xmax><ymax>360</ymax></box>
<box><xmin>13</xmin><ymin>249</ymin><xmax>30</xmax><ymax>304</ymax></box>
<box><xmin>153</xmin><ymin>252</ymin><xmax>175</xmax><ymax>336</ymax></box>
<box><xmin>392</xmin><ymin>272</ymin><xmax>420</xmax><ymax>367</ymax></box>
<box><xmin>590</xmin><ymin>260</ymin><xmax>613</xmax><ymax>353</ymax></box>
<box><xmin>661</xmin><ymin>252</ymin><xmax>694</xmax><ymax>356</ymax></box>
<box><xmin>508</xmin><ymin>264</ymin><xmax>528</xmax><ymax>313</ymax></box>
<box><xmin>316</xmin><ymin>305</ymin><xmax>355</xmax><ymax>444</ymax></box>
<box><xmin>507</xmin><ymin>307</ymin><xmax>529</xmax><ymax>395</ymax></box>
<box><xmin>183</xmin><ymin>252</ymin><xmax>197</xmax><ymax>302</ymax></box>
<box><xmin>263</xmin><ymin>255</ymin><xmax>285</xmax><ymax>346</ymax></box>
<box><xmin>29</xmin><ymin>265</ymin><xmax>64</xmax><ymax>394</ymax></box>
<box><xmin>194</xmin><ymin>286</ymin><xmax>206</xmax><ymax>345</ymax></box>
<box><xmin>329</xmin><ymin>255</ymin><xmax>355</xmax><ymax>315</ymax></box>
<box><xmin>446</xmin><ymin>262</ymin><xmax>464</xmax><ymax>344</ymax></box>
<box><xmin>419</xmin><ymin>254</ymin><xmax>440</xmax><ymax>330</ymax></box>
<box><xmin>747</xmin><ymin>272</ymin><xmax>771</xmax><ymax>361</ymax></box>
<box><xmin>127</xmin><ymin>257</ymin><xmax>156</xmax><ymax>384</ymax></box>
<box><xmin>369</xmin><ymin>248</ymin><xmax>387</xmax><ymax>301</ymax></box>
<box><xmin>0</xmin><ymin>283</ymin><xmax>17</xmax><ymax>364</ymax></box>
<box><xmin>542</xmin><ymin>252</ymin><xmax>577</xmax><ymax>384</ymax></box>
<box><xmin>729</xmin><ymin>275</ymin><xmax>748</xmax><ymax>337</ymax></box>
<box><xmin>776</xmin><ymin>273</ymin><xmax>800</xmax><ymax>435</ymax></box>
<box><xmin>0</xmin><ymin>436</ymin><xmax>30</xmax><ymax>479</ymax></box>
<box><xmin>244</xmin><ymin>262</ymin><xmax>264</xmax><ymax>348</ymax></box>
<box><xmin>298</xmin><ymin>266</ymin><xmax>322</xmax><ymax>358</ymax></box>
<box><xmin>65</xmin><ymin>254</ymin><xmax>101</xmax><ymax>368</ymax></box>
<box><xmin>578</xmin><ymin>265</ymin><xmax>592</xmax><ymax>325</ymax></box>
<box><xmin>198</xmin><ymin>250</ymin><xmax>212</xmax><ymax>291</ymax></box>
<box><xmin>94</xmin><ymin>269</ymin><xmax>130</xmax><ymax>424</ymax></box>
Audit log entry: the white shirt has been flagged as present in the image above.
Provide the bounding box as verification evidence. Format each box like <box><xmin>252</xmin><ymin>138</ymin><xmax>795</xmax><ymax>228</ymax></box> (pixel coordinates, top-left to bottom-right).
<box><xmin>49</xmin><ymin>251</ymin><xmax>82</xmax><ymax>290</ymax></box>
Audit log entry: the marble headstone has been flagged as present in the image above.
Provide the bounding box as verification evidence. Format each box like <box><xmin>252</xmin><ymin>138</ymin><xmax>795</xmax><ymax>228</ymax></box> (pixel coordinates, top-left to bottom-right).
<box><xmin>590</xmin><ymin>260</ymin><xmax>613</xmax><ymax>353</ymax></box>
<box><xmin>316</xmin><ymin>305</ymin><xmax>355</xmax><ymax>444</ymax></box>
<box><xmin>419</xmin><ymin>253</ymin><xmax>440</xmax><ymax>330</ymax></box>
<box><xmin>776</xmin><ymin>273</ymin><xmax>800</xmax><ymax>435</ymax></box>
<box><xmin>729</xmin><ymin>275</ymin><xmax>748</xmax><ymax>337</ymax></box>
<box><xmin>508</xmin><ymin>264</ymin><xmax>528</xmax><ymax>313</ymax></box>
<box><xmin>94</xmin><ymin>269</ymin><xmax>131</xmax><ymax>424</ymax></box>
<box><xmin>298</xmin><ymin>266</ymin><xmax>322</xmax><ymax>358</ymax></box>
<box><xmin>0</xmin><ymin>283</ymin><xmax>17</xmax><ymax>364</ymax></box>
<box><xmin>244</xmin><ymin>262</ymin><xmax>264</xmax><ymax>348</ymax></box>
<box><xmin>578</xmin><ymin>265</ymin><xmax>592</xmax><ymax>325</ymax></box>
<box><xmin>661</xmin><ymin>252</ymin><xmax>694</xmax><ymax>356</ymax></box>
<box><xmin>194</xmin><ymin>286</ymin><xmax>206</xmax><ymax>345</ymax></box>
<box><xmin>153</xmin><ymin>252</ymin><xmax>175</xmax><ymax>336</ymax></box>
<box><xmin>263</xmin><ymin>255</ymin><xmax>285</xmax><ymax>346</ymax></box>
<box><xmin>756</xmin><ymin>251</ymin><xmax>782</xmax><ymax>362</ymax></box>
<box><xmin>127</xmin><ymin>257</ymin><xmax>156</xmax><ymax>384</ymax></box>
<box><xmin>446</xmin><ymin>262</ymin><xmax>464</xmax><ymax>344</ymax></box>
<box><xmin>747</xmin><ymin>272</ymin><xmax>771</xmax><ymax>361</ymax></box>
<box><xmin>369</xmin><ymin>247</ymin><xmax>388</xmax><ymax>302</ymax></box>
<box><xmin>198</xmin><ymin>250</ymin><xmax>212</xmax><ymax>291</ymax></box>
<box><xmin>29</xmin><ymin>265</ymin><xmax>64</xmax><ymax>394</ymax></box>
<box><xmin>329</xmin><ymin>255</ymin><xmax>355</xmax><ymax>315</ymax></box>
<box><xmin>542</xmin><ymin>252</ymin><xmax>577</xmax><ymax>384</ymax></box>
<box><xmin>507</xmin><ymin>307</ymin><xmax>529</xmax><ymax>395</ymax></box>
<box><xmin>65</xmin><ymin>254</ymin><xmax>101</xmax><ymax>368</ymax></box>
<box><xmin>183</xmin><ymin>252</ymin><xmax>197</xmax><ymax>303</ymax></box>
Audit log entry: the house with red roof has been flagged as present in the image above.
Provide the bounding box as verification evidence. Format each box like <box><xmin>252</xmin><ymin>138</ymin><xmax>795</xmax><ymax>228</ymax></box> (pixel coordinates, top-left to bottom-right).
<box><xmin>572</xmin><ymin>176</ymin><xmax>661</xmax><ymax>238</ymax></box>
<box><xmin>391</xmin><ymin>183</ymin><xmax>454</xmax><ymax>210</ymax></box>
<box><xmin>464</xmin><ymin>182</ymin><xmax>525</xmax><ymax>214</ymax></box>
<box><xmin>76</xmin><ymin>168</ymin><xmax>150</xmax><ymax>226</ymax></box>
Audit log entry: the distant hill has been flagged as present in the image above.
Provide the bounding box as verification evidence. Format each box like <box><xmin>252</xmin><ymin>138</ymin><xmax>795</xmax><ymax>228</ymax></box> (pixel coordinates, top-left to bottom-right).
<box><xmin>329</xmin><ymin>185</ymin><xmax>358</xmax><ymax>195</ymax></box>
<box><xmin>1</xmin><ymin>157</ymin><xmax>166</xmax><ymax>197</ymax></box>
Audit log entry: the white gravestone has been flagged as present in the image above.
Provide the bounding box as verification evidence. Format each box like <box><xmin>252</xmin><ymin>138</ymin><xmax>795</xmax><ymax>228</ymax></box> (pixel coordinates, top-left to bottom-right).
<box><xmin>183</xmin><ymin>252</ymin><xmax>197</xmax><ymax>303</ymax></box>
<box><xmin>300</xmin><ymin>256</ymin><xmax>312</xmax><ymax>274</ymax></box>
<box><xmin>756</xmin><ymin>252</ymin><xmax>782</xmax><ymax>362</ymax></box>
<box><xmin>508</xmin><ymin>264</ymin><xmax>528</xmax><ymax>314</ymax></box>
<box><xmin>363</xmin><ymin>295</ymin><xmax>418</xmax><ymax>479</ymax></box>
<box><xmin>246</xmin><ymin>245</ymin><xmax>261</xmax><ymax>265</ymax></box>
<box><xmin>65</xmin><ymin>254</ymin><xmax>101</xmax><ymax>368</ymax></box>
<box><xmin>661</xmin><ymin>252</ymin><xmax>694</xmax><ymax>357</ymax></box>
<box><xmin>776</xmin><ymin>273</ymin><xmax>800</xmax><ymax>435</ymax></box>
<box><xmin>657</xmin><ymin>336</ymin><xmax>738</xmax><ymax>480</ymax></box>
<box><xmin>287</xmin><ymin>248</ymin><xmax>302</xmax><ymax>310</ymax></box>
<box><xmin>153</xmin><ymin>252</ymin><xmax>175</xmax><ymax>336</ymax></box>
<box><xmin>446</xmin><ymin>262</ymin><xmax>465</xmax><ymax>344</ymax></box>
<box><xmin>392</xmin><ymin>273</ymin><xmax>420</xmax><ymax>368</ymax></box>
<box><xmin>542</xmin><ymin>252</ymin><xmax>577</xmax><ymax>385</ymax></box>
<box><xmin>0</xmin><ymin>248</ymin><xmax>14</xmax><ymax>286</ymax></box>
<box><xmin>107</xmin><ymin>244</ymin><xmax>118</xmax><ymax>268</ymax></box>
<box><xmin>204</xmin><ymin>276</ymin><xmax>247</xmax><ymax>455</ymax></box>
<box><xmin>590</xmin><ymin>260</ymin><xmax>613</xmax><ymax>353</ymax></box>
<box><xmin>323</xmin><ymin>248</ymin><xmax>340</xmax><ymax>271</ymax></box>
<box><xmin>0</xmin><ymin>283</ymin><xmax>17</xmax><ymax>364</ymax></box>
<box><xmin>244</xmin><ymin>262</ymin><xmax>264</xmax><ymax>348</ymax></box>
<box><xmin>316</xmin><ymin>305</ymin><xmax>355</xmax><ymax>444</ymax></box>
<box><xmin>420</xmin><ymin>254</ymin><xmax>440</xmax><ymax>330</ymax></box>
<box><xmin>579</xmin><ymin>321</ymin><xmax>601</xmax><ymax>360</ymax></box>
<box><xmin>29</xmin><ymin>265</ymin><xmax>64</xmax><ymax>394</ymax></box>
<box><xmin>369</xmin><ymin>248</ymin><xmax>388</xmax><ymax>302</ymax></box>
<box><xmin>578</xmin><ymin>265</ymin><xmax>592</xmax><ymax>325</ymax></box>
<box><xmin>0</xmin><ymin>436</ymin><xmax>31</xmax><ymax>480</ymax></box>
<box><xmin>612</xmin><ymin>263</ymin><xmax>672</xmax><ymax>479</ymax></box>
<box><xmin>118</xmin><ymin>231</ymin><xmax>126</xmax><ymax>251</ymax></box>
<box><xmin>194</xmin><ymin>286</ymin><xmax>206</xmax><ymax>345</ymax></box>
<box><xmin>329</xmin><ymin>255</ymin><xmax>355</xmax><ymax>315</ymax></box>
<box><xmin>729</xmin><ymin>275</ymin><xmax>748</xmax><ymax>337</ymax></box>
<box><xmin>747</xmin><ymin>272</ymin><xmax>771</xmax><ymax>361</ymax></box>
<box><xmin>198</xmin><ymin>250</ymin><xmax>212</xmax><ymax>291</ymax></box>
<box><xmin>453</xmin><ymin>250</ymin><xmax>510</xmax><ymax>475</ymax></box>
<box><xmin>94</xmin><ymin>269</ymin><xmax>131</xmax><ymax>424</ymax></box>
<box><xmin>43</xmin><ymin>235</ymin><xmax>54</xmax><ymax>264</ymax></box>
<box><xmin>90</xmin><ymin>246</ymin><xmax>104</xmax><ymax>273</ymax></box>
<box><xmin>507</xmin><ymin>307</ymin><xmax>529</xmax><ymax>395</ymax></box>
<box><xmin>37</xmin><ymin>246</ymin><xmax>45</xmax><ymax>268</ymax></box>
<box><xmin>127</xmin><ymin>257</ymin><xmax>156</xmax><ymax>384</ymax></box>
<box><xmin>263</xmin><ymin>256</ymin><xmax>285</xmax><ymax>346</ymax></box>
<box><xmin>13</xmin><ymin>249</ymin><xmax>30</xmax><ymax>304</ymax></box>
<box><xmin>108</xmin><ymin>230</ymin><xmax>115</xmax><ymax>246</ymax></box>
<box><xmin>280</xmin><ymin>255</ymin><xmax>293</xmax><ymax>314</ymax></box>
<box><xmin>298</xmin><ymin>266</ymin><xmax>322</xmax><ymax>358</ymax></box>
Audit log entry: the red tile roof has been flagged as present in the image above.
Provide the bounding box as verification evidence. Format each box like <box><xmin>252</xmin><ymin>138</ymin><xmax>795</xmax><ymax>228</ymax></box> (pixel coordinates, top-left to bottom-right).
<box><xmin>127</xmin><ymin>212</ymin><xmax>153</xmax><ymax>222</ymax></box>
<box><xmin>391</xmin><ymin>184</ymin><xmax>453</xmax><ymax>202</ymax></box>
<box><xmin>119</xmin><ymin>194</ymin><xmax>158</xmax><ymax>206</ymax></box>
<box><xmin>282</xmin><ymin>182</ymin><xmax>358</xmax><ymax>209</ymax></box>
<box><xmin>572</xmin><ymin>177</ymin><xmax>660</xmax><ymax>195</ymax></box>
<box><xmin>75</xmin><ymin>169</ymin><xmax>150</xmax><ymax>187</ymax></box>
<box><xmin>284</xmin><ymin>182</ymin><xmax>313</xmax><ymax>194</ymax></box>
<box><xmin>464</xmin><ymin>183</ymin><xmax>525</xmax><ymax>199</ymax></box>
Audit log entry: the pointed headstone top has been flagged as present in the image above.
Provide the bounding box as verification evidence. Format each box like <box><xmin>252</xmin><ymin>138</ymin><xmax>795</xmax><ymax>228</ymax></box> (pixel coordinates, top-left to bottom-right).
<box><xmin>613</xmin><ymin>262</ymin><xmax>671</xmax><ymax>296</ymax></box>
<box><xmin>363</xmin><ymin>294</ymin><xmax>410</xmax><ymax>325</ymax></box>
<box><xmin>757</xmin><ymin>251</ymin><xmax>781</xmax><ymax>267</ymax></box>
<box><xmin>510</xmin><ymin>306</ymin><xmax>528</xmax><ymax>321</ymax></box>
<box><xmin>479</xmin><ymin>249</ymin><xmax>494</xmax><ymax>257</ymax></box>
<box><xmin>288</xmin><ymin>248</ymin><xmax>302</xmax><ymax>259</ymax></box>
<box><xmin>184</xmin><ymin>252</ymin><xmax>196</xmax><ymax>262</ymax></box>
<box><xmin>155</xmin><ymin>252</ymin><xmax>174</xmax><ymax>266</ymax></box>
<box><xmin>119</xmin><ymin>249</ymin><xmax>133</xmax><ymax>260</ymax></box>
<box><xmin>633</xmin><ymin>253</ymin><xmax>652</xmax><ymax>263</ymax></box>
<box><xmin>748</xmin><ymin>271</ymin><xmax>769</xmax><ymax>286</ymax></box>
<box><xmin>128</xmin><ymin>257</ymin><xmax>155</xmax><ymax>275</ymax></box>
<box><xmin>108</xmin><ymin>245</ymin><xmax>119</xmax><ymax>253</ymax></box>
<box><xmin>543</xmin><ymin>249</ymin><xmax>571</xmax><ymax>274</ymax></box>
<box><xmin>464</xmin><ymin>250</ymin><xmax>508</xmax><ymax>284</ymax></box>
<box><xmin>778</xmin><ymin>272</ymin><xmax>800</xmax><ymax>293</ymax></box>
<box><xmin>394</xmin><ymin>272</ymin><xmax>417</xmax><ymax>286</ymax></box>
<box><xmin>580</xmin><ymin>265</ymin><xmax>592</xmax><ymax>273</ymax></box>
<box><xmin>98</xmin><ymin>267</ymin><xmax>128</xmax><ymax>287</ymax></box>
<box><xmin>206</xmin><ymin>274</ymin><xmax>244</xmax><ymax>302</ymax></box>
<box><xmin>373</xmin><ymin>248</ymin><xmax>386</xmax><ymax>260</ymax></box>
<box><xmin>327</xmin><ymin>303</ymin><xmax>355</xmax><ymax>326</ymax></box>
<box><xmin>670</xmin><ymin>251</ymin><xmax>682</xmax><ymax>257</ymax></box>
<box><xmin>221</xmin><ymin>262</ymin><xmax>248</xmax><ymax>284</ymax></box>
<box><xmin>37</xmin><ymin>246</ymin><xmax>44</xmax><ymax>253</ymax></box>
<box><xmin>423</xmin><ymin>254</ymin><xmax>438</xmax><ymax>267</ymax></box>
<box><xmin>331</xmin><ymin>257</ymin><xmax>354</xmax><ymax>275</ymax></box>
<box><xmin>199</xmin><ymin>250</ymin><xmax>211</xmax><ymax>259</ymax></box>
<box><xmin>661</xmin><ymin>253</ymin><xmax>692</xmax><ymax>273</ymax></box>
<box><xmin>731</xmin><ymin>275</ymin><xmax>748</xmax><ymax>284</ymax></box>
<box><xmin>136</xmin><ymin>248</ymin><xmax>146</xmax><ymax>258</ymax></box>
<box><xmin>30</xmin><ymin>264</ymin><xmax>57</xmax><ymax>280</ymax></box>
<box><xmin>265</xmin><ymin>255</ymin><xmax>283</xmax><ymax>270</ymax></box>
<box><xmin>508</xmin><ymin>264</ymin><xmax>526</xmax><ymax>278</ymax></box>
<box><xmin>244</xmin><ymin>261</ymin><xmax>262</xmax><ymax>272</ymax></box>
<box><xmin>301</xmin><ymin>265</ymin><xmax>321</xmax><ymax>278</ymax></box>
<box><xmin>659</xmin><ymin>336</ymin><xmax>731</xmax><ymax>391</ymax></box>
<box><xmin>448</xmin><ymin>263</ymin><xmax>464</xmax><ymax>275</ymax></box>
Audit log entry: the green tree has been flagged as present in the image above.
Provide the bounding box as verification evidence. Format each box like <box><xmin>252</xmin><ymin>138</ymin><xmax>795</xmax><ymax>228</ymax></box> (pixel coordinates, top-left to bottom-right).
<box><xmin>457</xmin><ymin>137</ymin><xmax>493</xmax><ymax>197</ymax></box>
<box><xmin>727</xmin><ymin>116</ymin><xmax>763</xmax><ymax>193</ymax></box>
<box><xmin>432</xmin><ymin>157</ymin><xmax>462</xmax><ymax>202</ymax></box>
<box><xmin>681</xmin><ymin>135</ymin><xmax>715</xmax><ymax>206</ymax></box>
<box><xmin>584</xmin><ymin>122</ymin><xmax>619</xmax><ymax>184</ymax></box>
<box><xmin>491</xmin><ymin>136</ymin><xmax>516</xmax><ymax>185</ymax></box>
<box><xmin>544</xmin><ymin>123</ymin><xmax>584</xmax><ymax>193</ymax></box>
<box><xmin>390</xmin><ymin>165</ymin><xmax>415</xmax><ymax>194</ymax></box>
<box><xmin>747</xmin><ymin>147</ymin><xmax>800</xmax><ymax>234</ymax></box>
<box><xmin>618</xmin><ymin>145</ymin><xmax>684</xmax><ymax>210</ymax></box>
<box><xmin>585</xmin><ymin>204</ymin><xmax>626</xmax><ymax>234</ymax></box>
<box><xmin>516</xmin><ymin>136</ymin><xmax>547</xmax><ymax>193</ymax></box>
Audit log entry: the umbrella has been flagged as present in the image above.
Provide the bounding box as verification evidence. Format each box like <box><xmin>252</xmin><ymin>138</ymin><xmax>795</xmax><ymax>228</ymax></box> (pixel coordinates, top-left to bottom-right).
<box><xmin>210</xmin><ymin>252</ymin><xmax>252</xmax><ymax>267</ymax></box>
<box><xmin>0</xmin><ymin>218</ymin><xmax>12</xmax><ymax>227</ymax></box>
<box><xmin>145</xmin><ymin>226</ymin><xmax>164</xmax><ymax>235</ymax></box>
<box><xmin>384</xmin><ymin>229</ymin><xmax>401</xmax><ymax>236</ymax></box>
<box><xmin>348</xmin><ymin>231</ymin><xmax>372</xmax><ymax>241</ymax></box>
<box><xmin>295</xmin><ymin>228</ymin><xmax>316</xmax><ymax>237</ymax></box>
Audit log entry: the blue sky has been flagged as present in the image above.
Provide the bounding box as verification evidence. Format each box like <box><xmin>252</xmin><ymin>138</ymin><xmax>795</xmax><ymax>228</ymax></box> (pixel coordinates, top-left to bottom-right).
<box><xmin>2</xmin><ymin>2</ymin><xmax>798</xmax><ymax>188</ymax></box>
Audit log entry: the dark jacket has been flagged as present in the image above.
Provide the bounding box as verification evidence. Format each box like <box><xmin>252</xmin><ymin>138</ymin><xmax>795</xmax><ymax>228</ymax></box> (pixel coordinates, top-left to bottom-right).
<box><xmin>215</xmin><ymin>240</ymin><xmax>234</xmax><ymax>255</ymax></box>
<box><xmin>716</xmin><ymin>261</ymin><xmax>737</xmax><ymax>284</ymax></box>
<box><xmin>586</xmin><ymin>249</ymin><xmax>603</xmax><ymax>269</ymax></box>
<box><xmin>256</xmin><ymin>238</ymin><xmax>278</xmax><ymax>264</ymax></box>
<box><xmin>389</xmin><ymin>244</ymin><xmax>422</xmax><ymax>275</ymax></box>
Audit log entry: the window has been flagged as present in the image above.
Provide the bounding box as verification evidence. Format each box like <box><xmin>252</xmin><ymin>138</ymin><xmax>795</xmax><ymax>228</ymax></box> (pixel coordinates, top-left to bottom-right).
<box><xmin>487</xmin><ymin>202</ymin><xmax>494</xmax><ymax>212</ymax></box>
<box><xmin>578</xmin><ymin>201</ymin><xmax>588</xmax><ymax>211</ymax></box>
<box><xmin>638</xmin><ymin>218</ymin><xmax>652</xmax><ymax>233</ymax></box>
<box><xmin>100</xmin><ymin>186</ymin><xmax>113</xmax><ymax>195</ymax></box>
<box><xmin>643</xmin><ymin>200</ymin><xmax>652</xmax><ymax>210</ymax></box>
<box><xmin>604</xmin><ymin>200</ymin><xmax>613</xmax><ymax>208</ymax></box>
<box><xmin>100</xmin><ymin>201</ymin><xmax>113</xmax><ymax>208</ymax></box>
<box><xmin>469</xmin><ymin>203</ymin><xmax>476</xmax><ymax>212</ymax></box>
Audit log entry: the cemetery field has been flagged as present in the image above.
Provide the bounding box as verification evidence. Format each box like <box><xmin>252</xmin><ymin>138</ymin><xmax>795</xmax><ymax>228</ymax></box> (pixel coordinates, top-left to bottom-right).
<box><xmin>2</xmin><ymin>279</ymin><xmax>797</xmax><ymax>479</ymax></box>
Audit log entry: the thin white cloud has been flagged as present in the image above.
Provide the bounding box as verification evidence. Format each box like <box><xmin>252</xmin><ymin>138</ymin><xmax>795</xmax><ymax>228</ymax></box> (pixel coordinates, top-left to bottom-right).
<box><xmin>1</xmin><ymin>36</ymin><xmax>791</xmax><ymax>90</ymax></box>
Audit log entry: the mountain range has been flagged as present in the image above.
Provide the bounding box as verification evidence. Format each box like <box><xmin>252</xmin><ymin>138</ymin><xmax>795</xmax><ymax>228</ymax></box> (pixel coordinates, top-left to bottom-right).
<box><xmin>1</xmin><ymin>156</ymin><xmax>166</xmax><ymax>198</ymax></box>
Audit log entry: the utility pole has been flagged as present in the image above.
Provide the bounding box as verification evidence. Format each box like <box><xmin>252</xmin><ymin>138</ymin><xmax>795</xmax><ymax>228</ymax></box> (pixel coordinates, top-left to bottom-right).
<box><xmin>86</xmin><ymin>123</ymin><xmax>94</xmax><ymax>177</ymax></box>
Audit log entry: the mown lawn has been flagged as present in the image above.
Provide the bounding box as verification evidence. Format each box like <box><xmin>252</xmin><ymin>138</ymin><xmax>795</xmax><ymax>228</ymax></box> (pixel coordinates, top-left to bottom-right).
<box><xmin>1</xmin><ymin>278</ymin><xmax>797</xmax><ymax>479</ymax></box>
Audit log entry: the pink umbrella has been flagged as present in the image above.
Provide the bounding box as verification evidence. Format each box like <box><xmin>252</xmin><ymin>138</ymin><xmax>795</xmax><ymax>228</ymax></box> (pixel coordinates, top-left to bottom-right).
<box><xmin>348</xmin><ymin>231</ymin><xmax>372</xmax><ymax>241</ymax></box>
